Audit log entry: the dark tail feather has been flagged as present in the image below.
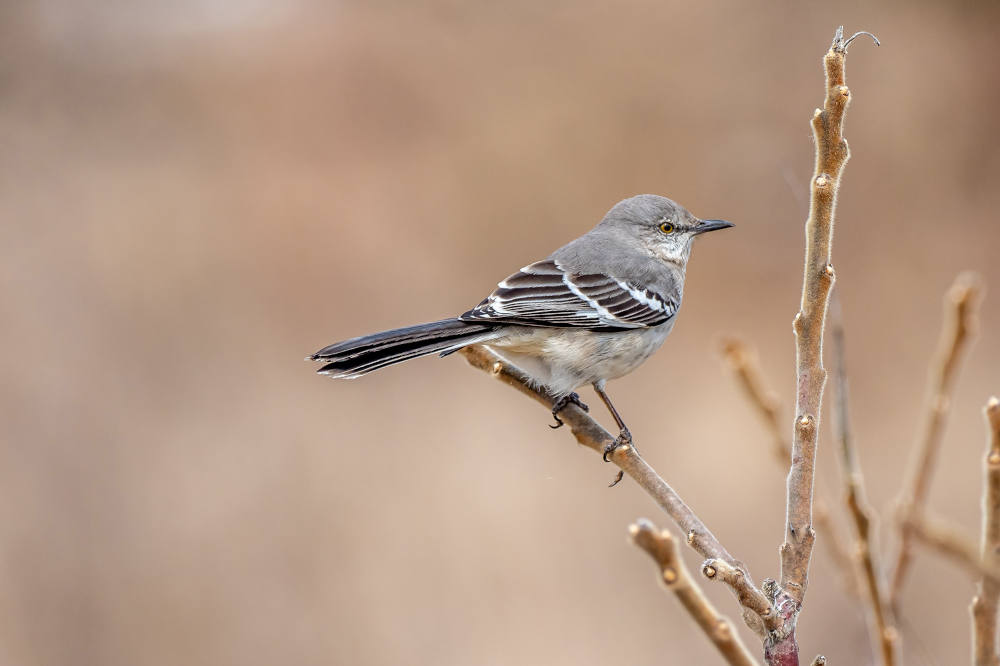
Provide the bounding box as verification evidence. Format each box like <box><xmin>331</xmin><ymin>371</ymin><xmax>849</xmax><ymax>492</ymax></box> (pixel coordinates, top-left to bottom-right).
<box><xmin>310</xmin><ymin>319</ymin><xmax>498</xmax><ymax>378</ymax></box>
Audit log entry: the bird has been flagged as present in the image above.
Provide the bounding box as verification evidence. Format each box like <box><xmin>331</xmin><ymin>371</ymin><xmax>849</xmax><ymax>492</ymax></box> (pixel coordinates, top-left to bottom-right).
<box><xmin>310</xmin><ymin>194</ymin><xmax>732</xmax><ymax>466</ymax></box>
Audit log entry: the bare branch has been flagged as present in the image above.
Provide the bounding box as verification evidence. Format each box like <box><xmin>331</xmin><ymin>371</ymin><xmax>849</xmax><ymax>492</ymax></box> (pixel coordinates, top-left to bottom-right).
<box><xmin>782</xmin><ymin>26</ymin><xmax>850</xmax><ymax>606</ymax></box>
<box><xmin>719</xmin><ymin>339</ymin><xmax>785</xmax><ymax>461</ymax></box>
<box><xmin>460</xmin><ymin>345</ymin><xmax>776</xmax><ymax>637</ymax></box>
<box><xmin>906</xmin><ymin>513</ymin><xmax>1000</xmax><ymax>585</ymax></box>
<box><xmin>702</xmin><ymin>559</ymin><xmax>777</xmax><ymax>630</ymax></box>
<box><xmin>973</xmin><ymin>397</ymin><xmax>1000</xmax><ymax>666</ymax></box>
<box><xmin>780</xmin><ymin>21</ymin><xmax>863</xmax><ymax>618</ymax></box>
<box><xmin>890</xmin><ymin>272</ymin><xmax>983</xmax><ymax>610</ymax></box>
<box><xmin>752</xmin><ymin>25</ymin><xmax>876</xmax><ymax>663</ymax></box>
<box><xmin>830</xmin><ymin>299</ymin><xmax>899</xmax><ymax>665</ymax></box>
<box><xmin>720</xmin><ymin>338</ymin><xmax>856</xmax><ymax>596</ymax></box>
<box><xmin>630</xmin><ymin>519</ymin><xmax>761</xmax><ymax>666</ymax></box>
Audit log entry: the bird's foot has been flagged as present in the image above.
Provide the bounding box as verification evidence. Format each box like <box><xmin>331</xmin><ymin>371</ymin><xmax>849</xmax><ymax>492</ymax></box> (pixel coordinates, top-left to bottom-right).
<box><xmin>602</xmin><ymin>428</ymin><xmax>632</xmax><ymax>461</ymax></box>
<box><xmin>604</xmin><ymin>428</ymin><xmax>633</xmax><ymax>488</ymax></box>
<box><xmin>549</xmin><ymin>392</ymin><xmax>589</xmax><ymax>429</ymax></box>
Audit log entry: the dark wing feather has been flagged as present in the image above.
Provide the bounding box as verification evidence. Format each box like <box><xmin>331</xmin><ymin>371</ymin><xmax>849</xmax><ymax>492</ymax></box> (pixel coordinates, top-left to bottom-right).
<box><xmin>460</xmin><ymin>259</ymin><xmax>676</xmax><ymax>331</ymax></box>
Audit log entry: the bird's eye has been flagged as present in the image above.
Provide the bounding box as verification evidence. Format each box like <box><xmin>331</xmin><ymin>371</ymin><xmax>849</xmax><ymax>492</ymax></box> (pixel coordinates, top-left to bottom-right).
<box><xmin>658</xmin><ymin>220</ymin><xmax>675</xmax><ymax>234</ymax></box>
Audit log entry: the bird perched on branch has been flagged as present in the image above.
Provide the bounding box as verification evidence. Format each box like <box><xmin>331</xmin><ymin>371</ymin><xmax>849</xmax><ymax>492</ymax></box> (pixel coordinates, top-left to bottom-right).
<box><xmin>310</xmin><ymin>194</ymin><xmax>732</xmax><ymax>465</ymax></box>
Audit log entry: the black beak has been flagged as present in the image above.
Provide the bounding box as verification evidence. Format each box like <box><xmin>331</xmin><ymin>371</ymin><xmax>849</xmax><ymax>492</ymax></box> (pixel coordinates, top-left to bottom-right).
<box><xmin>693</xmin><ymin>219</ymin><xmax>734</xmax><ymax>235</ymax></box>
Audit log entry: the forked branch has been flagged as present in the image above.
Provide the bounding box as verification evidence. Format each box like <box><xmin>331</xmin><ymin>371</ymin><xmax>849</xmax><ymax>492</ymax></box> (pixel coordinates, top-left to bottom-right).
<box><xmin>630</xmin><ymin>519</ymin><xmax>760</xmax><ymax>666</ymax></box>
<box><xmin>460</xmin><ymin>345</ymin><xmax>776</xmax><ymax>638</ymax></box>
<box><xmin>720</xmin><ymin>338</ymin><xmax>856</xmax><ymax>596</ymax></box>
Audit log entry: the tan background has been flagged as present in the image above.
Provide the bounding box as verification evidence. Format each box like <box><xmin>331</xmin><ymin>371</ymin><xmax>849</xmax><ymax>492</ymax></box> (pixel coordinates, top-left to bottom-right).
<box><xmin>2</xmin><ymin>1</ymin><xmax>999</xmax><ymax>664</ymax></box>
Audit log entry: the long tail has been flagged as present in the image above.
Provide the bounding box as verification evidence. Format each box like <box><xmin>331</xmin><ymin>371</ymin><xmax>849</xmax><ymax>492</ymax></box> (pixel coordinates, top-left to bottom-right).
<box><xmin>309</xmin><ymin>319</ymin><xmax>499</xmax><ymax>378</ymax></box>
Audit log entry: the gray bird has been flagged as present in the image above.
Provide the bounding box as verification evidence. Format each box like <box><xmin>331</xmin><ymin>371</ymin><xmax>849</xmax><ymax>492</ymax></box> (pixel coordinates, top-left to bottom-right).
<box><xmin>311</xmin><ymin>194</ymin><xmax>732</xmax><ymax>462</ymax></box>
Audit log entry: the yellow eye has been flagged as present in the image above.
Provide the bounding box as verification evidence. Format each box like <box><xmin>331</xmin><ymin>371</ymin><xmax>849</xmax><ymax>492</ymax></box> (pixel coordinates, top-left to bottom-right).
<box><xmin>658</xmin><ymin>220</ymin><xmax>675</xmax><ymax>234</ymax></box>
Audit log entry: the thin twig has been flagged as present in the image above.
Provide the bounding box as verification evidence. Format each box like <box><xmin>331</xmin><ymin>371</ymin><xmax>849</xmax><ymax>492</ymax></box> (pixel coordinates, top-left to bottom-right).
<box><xmin>973</xmin><ymin>397</ymin><xmax>1000</xmax><ymax>666</ymax></box>
<box><xmin>703</xmin><ymin>560</ymin><xmax>778</xmax><ymax>627</ymax></box>
<box><xmin>719</xmin><ymin>340</ymin><xmax>785</xmax><ymax>461</ymax></box>
<box><xmin>830</xmin><ymin>297</ymin><xmax>899</xmax><ymax>665</ymax></box>
<box><xmin>772</xmin><ymin>28</ymin><xmax>871</xmax><ymax>661</ymax></box>
<box><xmin>720</xmin><ymin>338</ymin><xmax>857</xmax><ymax>597</ymax></box>
<box><xmin>890</xmin><ymin>272</ymin><xmax>983</xmax><ymax>611</ymax></box>
<box><xmin>460</xmin><ymin>345</ymin><xmax>776</xmax><ymax>638</ymax></box>
<box><xmin>630</xmin><ymin>519</ymin><xmax>761</xmax><ymax>666</ymax></box>
<box><xmin>905</xmin><ymin>513</ymin><xmax>1000</xmax><ymax>585</ymax></box>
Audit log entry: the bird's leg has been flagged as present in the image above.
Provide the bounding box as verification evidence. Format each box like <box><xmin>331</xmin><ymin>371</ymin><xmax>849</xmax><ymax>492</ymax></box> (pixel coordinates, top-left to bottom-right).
<box><xmin>549</xmin><ymin>392</ymin><xmax>590</xmax><ymax>429</ymax></box>
<box><xmin>593</xmin><ymin>381</ymin><xmax>635</xmax><ymax>487</ymax></box>
<box><xmin>593</xmin><ymin>381</ymin><xmax>633</xmax><ymax>455</ymax></box>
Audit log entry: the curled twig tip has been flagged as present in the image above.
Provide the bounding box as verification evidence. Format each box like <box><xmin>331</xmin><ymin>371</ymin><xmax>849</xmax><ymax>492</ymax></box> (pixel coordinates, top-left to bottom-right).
<box><xmin>833</xmin><ymin>26</ymin><xmax>880</xmax><ymax>53</ymax></box>
<box><xmin>845</xmin><ymin>31</ymin><xmax>880</xmax><ymax>49</ymax></box>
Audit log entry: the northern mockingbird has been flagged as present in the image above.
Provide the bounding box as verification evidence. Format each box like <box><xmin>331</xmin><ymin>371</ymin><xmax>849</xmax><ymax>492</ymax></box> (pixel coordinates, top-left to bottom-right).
<box><xmin>311</xmin><ymin>194</ymin><xmax>732</xmax><ymax>461</ymax></box>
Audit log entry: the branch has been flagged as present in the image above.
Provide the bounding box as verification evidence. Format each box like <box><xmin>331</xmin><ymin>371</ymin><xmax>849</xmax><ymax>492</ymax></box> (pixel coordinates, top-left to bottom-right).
<box><xmin>830</xmin><ymin>299</ymin><xmax>899</xmax><ymax>665</ymax></box>
<box><xmin>905</xmin><ymin>513</ymin><xmax>1000</xmax><ymax>586</ymax></box>
<box><xmin>459</xmin><ymin>345</ymin><xmax>776</xmax><ymax>638</ymax></box>
<box><xmin>630</xmin><ymin>519</ymin><xmax>761</xmax><ymax>666</ymax></box>
<box><xmin>773</xmin><ymin>29</ymin><xmax>872</xmax><ymax>655</ymax></box>
<box><xmin>703</xmin><ymin>560</ymin><xmax>780</xmax><ymax>630</ymax></box>
<box><xmin>719</xmin><ymin>339</ymin><xmax>785</xmax><ymax>462</ymax></box>
<box><xmin>890</xmin><ymin>272</ymin><xmax>983</xmax><ymax>610</ymax></box>
<box><xmin>720</xmin><ymin>338</ymin><xmax>856</xmax><ymax>597</ymax></box>
<box><xmin>973</xmin><ymin>397</ymin><xmax>1000</xmax><ymax>666</ymax></box>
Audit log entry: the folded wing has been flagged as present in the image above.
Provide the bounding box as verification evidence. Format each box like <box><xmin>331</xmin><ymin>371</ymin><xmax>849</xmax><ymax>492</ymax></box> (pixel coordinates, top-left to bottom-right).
<box><xmin>460</xmin><ymin>259</ymin><xmax>676</xmax><ymax>331</ymax></box>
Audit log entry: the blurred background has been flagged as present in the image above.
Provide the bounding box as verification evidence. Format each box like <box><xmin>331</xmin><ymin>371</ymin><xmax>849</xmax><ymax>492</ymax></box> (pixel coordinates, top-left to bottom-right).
<box><xmin>2</xmin><ymin>1</ymin><xmax>998</xmax><ymax>664</ymax></box>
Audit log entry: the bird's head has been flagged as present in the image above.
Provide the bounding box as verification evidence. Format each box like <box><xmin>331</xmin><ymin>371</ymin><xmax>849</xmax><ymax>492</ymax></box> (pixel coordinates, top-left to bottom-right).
<box><xmin>600</xmin><ymin>194</ymin><xmax>733</xmax><ymax>267</ymax></box>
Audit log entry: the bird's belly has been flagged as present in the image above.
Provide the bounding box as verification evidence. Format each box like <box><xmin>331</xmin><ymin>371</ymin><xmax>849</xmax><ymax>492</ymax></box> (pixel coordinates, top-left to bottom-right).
<box><xmin>575</xmin><ymin>326</ymin><xmax>673</xmax><ymax>379</ymax></box>
<box><xmin>486</xmin><ymin>323</ymin><xmax>674</xmax><ymax>397</ymax></box>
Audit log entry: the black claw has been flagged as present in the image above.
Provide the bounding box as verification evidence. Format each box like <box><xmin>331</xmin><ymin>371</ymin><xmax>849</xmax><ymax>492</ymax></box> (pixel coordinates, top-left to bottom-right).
<box><xmin>549</xmin><ymin>392</ymin><xmax>589</xmax><ymax>429</ymax></box>
<box><xmin>603</xmin><ymin>427</ymin><xmax>632</xmax><ymax>460</ymax></box>
<box><xmin>603</xmin><ymin>428</ymin><xmax>633</xmax><ymax>486</ymax></box>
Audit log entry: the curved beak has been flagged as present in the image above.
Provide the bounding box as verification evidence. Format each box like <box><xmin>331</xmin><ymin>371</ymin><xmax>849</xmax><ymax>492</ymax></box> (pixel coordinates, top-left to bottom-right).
<box><xmin>693</xmin><ymin>219</ymin><xmax>734</xmax><ymax>235</ymax></box>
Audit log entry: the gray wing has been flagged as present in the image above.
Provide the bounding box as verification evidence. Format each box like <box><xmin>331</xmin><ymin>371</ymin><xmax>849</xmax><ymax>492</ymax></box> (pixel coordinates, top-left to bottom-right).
<box><xmin>459</xmin><ymin>259</ymin><xmax>676</xmax><ymax>331</ymax></box>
